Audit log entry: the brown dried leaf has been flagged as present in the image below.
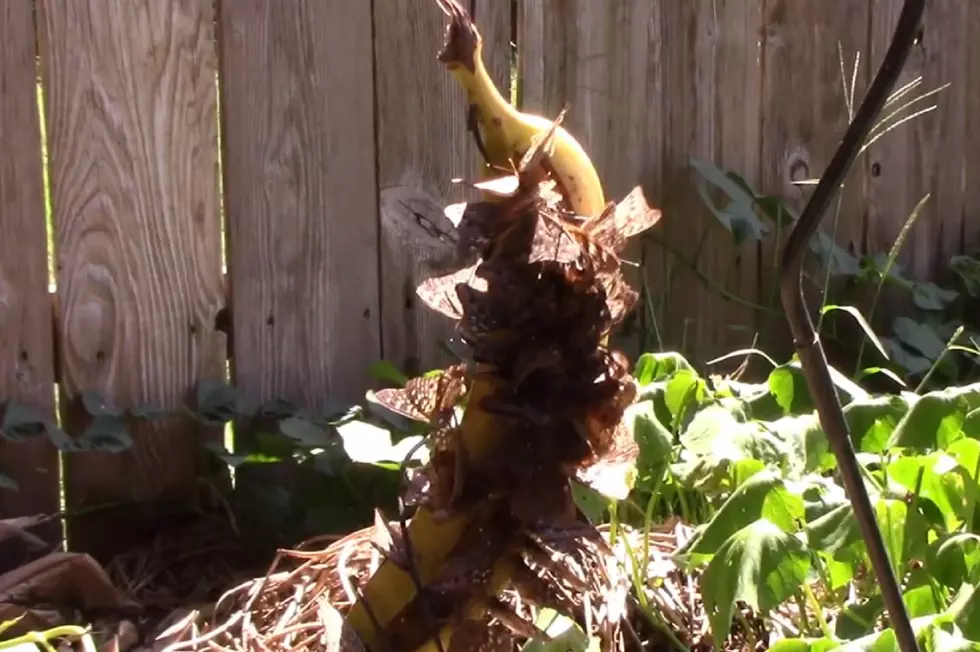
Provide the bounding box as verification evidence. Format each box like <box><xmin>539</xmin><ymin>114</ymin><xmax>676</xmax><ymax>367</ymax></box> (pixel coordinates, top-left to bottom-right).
<box><xmin>586</xmin><ymin>185</ymin><xmax>662</xmax><ymax>253</ymax></box>
<box><xmin>417</xmin><ymin>264</ymin><xmax>484</xmax><ymax>320</ymax></box>
<box><xmin>0</xmin><ymin>552</ymin><xmax>127</xmax><ymax>613</ymax></box>
<box><xmin>373</xmin><ymin>363</ymin><xmax>468</xmax><ymax>423</ymax></box>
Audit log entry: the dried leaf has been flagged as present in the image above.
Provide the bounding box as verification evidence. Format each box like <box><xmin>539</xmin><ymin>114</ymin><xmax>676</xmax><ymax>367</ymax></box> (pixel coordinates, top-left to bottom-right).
<box><xmin>373</xmin><ymin>364</ymin><xmax>468</xmax><ymax>424</ymax></box>
<box><xmin>586</xmin><ymin>185</ymin><xmax>662</xmax><ymax>253</ymax></box>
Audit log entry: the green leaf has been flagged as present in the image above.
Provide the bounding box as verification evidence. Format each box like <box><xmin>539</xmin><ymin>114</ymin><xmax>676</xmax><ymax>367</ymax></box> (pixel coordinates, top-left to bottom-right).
<box><xmin>334</xmin><ymin>420</ymin><xmax>420</xmax><ymax>465</ymax></box>
<box><xmin>811</xmin><ymin>232</ymin><xmax>862</xmax><ymax>276</ymax></box>
<box><xmin>949</xmin><ymin>583</ymin><xmax>980</xmax><ymax>642</ymax></box>
<box><xmin>633</xmin><ymin>351</ymin><xmax>693</xmax><ymax>385</ymax></box>
<box><xmin>691</xmin><ymin>158</ymin><xmax>769</xmax><ymax>245</ymax></box>
<box><xmin>768</xmin><ymin>639</ymin><xmax>840</xmax><ymax>652</ymax></box>
<box><xmin>73</xmin><ymin>415</ymin><xmax>133</xmax><ymax>453</ymax></box>
<box><xmin>912</xmin><ymin>282</ymin><xmax>958</xmax><ymax>311</ymax></box>
<box><xmin>700</xmin><ymin>519</ymin><xmax>810</xmax><ymax>646</ymax></box>
<box><xmin>927</xmin><ymin>533</ymin><xmax>980</xmax><ymax>589</ymax></box>
<box><xmin>681</xmin><ymin>404</ymin><xmax>786</xmax><ymax>467</ymax></box>
<box><xmin>626</xmin><ymin>400</ymin><xmax>672</xmax><ymax>477</ymax></box>
<box><xmin>0</xmin><ymin>401</ymin><xmax>49</xmax><ymax>442</ymax></box>
<box><xmin>520</xmin><ymin>608</ymin><xmax>597</xmax><ymax>652</ymax></box>
<box><xmin>883</xmin><ymin>338</ymin><xmax>932</xmax><ymax>376</ymax></box>
<box><xmin>769</xmin><ymin>362</ymin><xmax>867</xmax><ymax>416</ymax></box>
<box><xmin>856</xmin><ymin>366</ymin><xmax>908</xmax><ymax>389</ymax></box>
<box><xmin>950</xmin><ymin>255</ymin><xmax>980</xmax><ymax>297</ymax></box>
<box><xmin>195</xmin><ymin>379</ymin><xmax>241</xmax><ymax>424</ymax></box>
<box><xmin>844</xmin><ymin>395</ymin><xmax>912</xmax><ymax>454</ymax></box>
<box><xmin>893</xmin><ymin>317</ymin><xmax>947</xmax><ymax>361</ymax></box>
<box><xmin>885</xmin><ymin>453</ymin><xmax>971</xmax><ymax>531</ymax></box>
<box><xmin>769</xmin><ymin>366</ymin><xmax>812</xmax><ymax>415</ymax></box>
<box><xmin>278</xmin><ymin>416</ymin><xmax>332</xmax><ymax>448</ymax></box>
<box><xmin>888</xmin><ymin>385</ymin><xmax>980</xmax><ymax>450</ymax></box>
<box><xmin>81</xmin><ymin>391</ymin><xmax>122</xmax><ymax>417</ymax></box>
<box><xmin>768</xmin><ymin>413</ymin><xmax>833</xmax><ymax>474</ymax></box>
<box><xmin>822</xmin><ymin>304</ymin><xmax>889</xmax><ymax>360</ymax></box>
<box><xmin>678</xmin><ymin>470</ymin><xmax>804</xmax><ymax>561</ymax></box>
<box><xmin>665</xmin><ymin>369</ymin><xmax>708</xmax><ymax>428</ymax></box>
<box><xmin>571</xmin><ymin>483</ymin><xmax>611</xmax><ymax>524</ymax></box>
<box><xmin>368</xmin><ymin>360</ymin><xmax>409</xmax><ymax>387</ymax></box>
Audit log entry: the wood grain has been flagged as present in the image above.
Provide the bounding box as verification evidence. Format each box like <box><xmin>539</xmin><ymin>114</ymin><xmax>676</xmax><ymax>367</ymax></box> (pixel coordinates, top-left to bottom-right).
<box><xmin>39</xmin><ymin>0</ymin><xmax>225</xmax><ymax>556</ymax></box>
<box><xmin>759</xmin><ymin>0</ymin><xmax>871</xmax><ymax>355</ymax></box>
<box><xmin>657</xmin><ymin>0</ymin><xmax>764</xmax><ymax>362</ymax></box>
<box><xmin>518</xmin><ymin>0</ymin><xmax>663</xmax><ymax>357</ymax></box>
<box><xmin>374</xmin><ymin>0</ymin><xmax>511</xmax><ymax>377</ymax></box>
<box><xmin>219</xmin><ymin>0</ymin><xmax>380</xmax><ymax>535</ymax></box>
<box><xmin>519</xmin><ymin>0</ymin><xmax>763</xmax><ymax>360</ymax></box>
<box><xmin>868</xmin><ymin>0</ymin><xmax>968</xmax><ymax>278</ymax></box>
<box><xmin>0</xmin><ymin>2</ymin><xmax>59</xmax><ymax>531</ymax></box>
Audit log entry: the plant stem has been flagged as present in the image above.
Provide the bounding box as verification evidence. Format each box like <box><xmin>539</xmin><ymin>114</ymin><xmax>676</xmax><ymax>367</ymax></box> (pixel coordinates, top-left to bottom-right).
<box><xmin>856</xmin><ymin>193</ymin><xmax>930</xmax><ymax>374</ymax></box>
<box><xmin>802</xmin><ymin>582</ymin><xmax>834</xmax><ymax>639</ymax></box>
<box><xmin>914</xmin><ymin>325</ymin><xmax>965</xmax><ymax>394</ymax></box>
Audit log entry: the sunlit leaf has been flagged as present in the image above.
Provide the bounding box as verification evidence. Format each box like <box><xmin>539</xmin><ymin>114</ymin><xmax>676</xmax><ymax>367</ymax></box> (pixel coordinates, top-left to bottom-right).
<box><xmin>888</xmin><ymin>385</ymin><xmax>980</xmax><ymax>450</ymax></box>
<box><xmin>700</xmin><ymin>519</ymin><xmax>810</xmax><ymax>646</ymax></box>
<box><xmin>678</xmin><ymin>470</ymin><xmax>804</xmax><ymax>562</ymax></box>
<box><xmin>844</xmin><ymin>395</ymin><xmax>912</xmax><ymax>454</ymax></box>
<box><xmin>885</xmin><ymin>452</ymin><xmax>971</xmax><ymax>531</ymax></box>
<box><xmin>633</xmin><ymin>351</ymin><xmax>693</xmax><ymax>385</ymax></box>
<box><xmin>822</xmin><ymin>304</ymin><xmax>889</xmax><ymax>360</ymax></box>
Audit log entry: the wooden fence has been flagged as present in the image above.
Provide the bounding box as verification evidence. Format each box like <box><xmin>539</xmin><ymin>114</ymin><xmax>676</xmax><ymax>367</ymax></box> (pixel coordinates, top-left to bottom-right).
<box><xmin>1</xmin><ymin>0</ymin><xmax>977</xmax><ymax>555</ymax></box>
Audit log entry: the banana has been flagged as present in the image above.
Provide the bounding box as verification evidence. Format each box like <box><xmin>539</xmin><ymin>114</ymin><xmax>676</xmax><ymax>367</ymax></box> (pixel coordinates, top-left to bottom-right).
<box><xmin>435</xmin><ymin>0</ymin><xmax>606</xmax><ymax>219</ymax></box>
<box><xmin>345</xmin><ymin>5</ymin><xmax>613</xmax><ymax>650</ymax></box>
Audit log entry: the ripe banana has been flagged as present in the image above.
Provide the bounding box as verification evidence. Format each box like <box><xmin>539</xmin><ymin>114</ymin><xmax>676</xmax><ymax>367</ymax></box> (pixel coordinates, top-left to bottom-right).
<box><xmin>435</xmin><ymin>0</ymin><xmax>606</xmax><ymax>219</ymax></box>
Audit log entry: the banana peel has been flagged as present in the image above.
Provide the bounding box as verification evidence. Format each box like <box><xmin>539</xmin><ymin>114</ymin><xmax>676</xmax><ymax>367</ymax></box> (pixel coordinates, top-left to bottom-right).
<box><xmin>434</xmin><ymin>0</ymin><xmax>606</xmax><ymax>219</ymax></box>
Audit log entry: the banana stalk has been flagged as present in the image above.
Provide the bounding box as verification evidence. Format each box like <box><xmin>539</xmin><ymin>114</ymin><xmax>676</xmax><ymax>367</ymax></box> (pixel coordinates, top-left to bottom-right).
<box><xmin>345</xmin><ymin>3</ymin><xmax>614</xmax><ymax>649</ymax></box>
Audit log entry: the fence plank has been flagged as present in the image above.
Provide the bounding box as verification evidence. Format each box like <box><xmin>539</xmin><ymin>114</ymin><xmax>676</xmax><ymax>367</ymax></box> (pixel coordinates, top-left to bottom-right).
<box><xmin>39</xmin><ymin>0</ymin><xmax>225</xmax><ymax>557</ymax></box>
<box><xmin>657</xmin><ymin>1</ymin><xmax>764</xmax><ymax>362</ymax></box>
<box><xmin>219</xmin><ymin>0</ymin><xmax>380</xmax><ymax>539</ymax></box>
<box><xmin>759</xmin><ymin>0</ymin><xmax>871</xmax><ymax>356</ymax></box>
<box><xmin>518</xmin><ymin>0</ymin><xmax>663</xmax><ymax>357</ymax></box>
<box><xmin>0</xmin><ymin>2</ymin><xmax>59</xmax><ymax>533</ymax></box>
<box><xmin>374</xmin><ymin>0</ymin><xmax>511</xmax><ymax>377</ymax></box>
<box><xmin>868</xmin><ymin>0</ymin><xmax>968</xmax><ymax>278</ymax></box>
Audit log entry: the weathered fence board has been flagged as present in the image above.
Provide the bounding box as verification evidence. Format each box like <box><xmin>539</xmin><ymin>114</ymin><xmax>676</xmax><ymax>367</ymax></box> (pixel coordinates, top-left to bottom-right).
<box><xmin>39</xmin><ymin>0</ymin><xmax>225</xmax><ymax>556</ymax></box>
<box><xmin>218</xmin><ymin>0</ymin><xmax>380</xmax><ymax>529</ymax></box>
<box><xmin>868</xmin><ymin>0</ymin><xmax>970</xmax><ymax>278</ymax></box>
<box><xmin>657</xmin><ymin>0</ymin><xmax>765</xmax><ymax>362</ymax></box>
<box><xmin>4</xmin><ymin>0</ymin><xmax>980</xmax><ymax>551</ymax></box>
<box><xmin>0</xmin><ymin>2</ymin><xmax>59</xmax><ymax>531</ymax></box>
<box><xmin>519</xmin><ymin>0</ymin><xmax>764</xmax><ymax>360</ymax></box>
<box><xmin>758</xmin><ymin>0</ymin><xmax>871</xmax><ymax>358</ymax></box>
<box><xmin>374</xmin><ymin>0</ymin><xmax>511</xmax><ymax>377</ymax></box>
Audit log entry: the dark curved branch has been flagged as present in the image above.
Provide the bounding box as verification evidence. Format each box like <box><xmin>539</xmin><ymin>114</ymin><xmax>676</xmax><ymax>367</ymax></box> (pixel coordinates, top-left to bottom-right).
<box><xmin>778</xmin><ymin>2</ymin><xmax>925</xmax><ymax>651</ymax></box>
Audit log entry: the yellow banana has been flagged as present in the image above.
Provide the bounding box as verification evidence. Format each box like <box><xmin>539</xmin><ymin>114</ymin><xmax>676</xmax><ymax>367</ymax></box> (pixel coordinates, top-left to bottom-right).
<box><xmin>435</xmin><ymin>0</ymin><xmax>606</xmax><ymax>219</ymax></box>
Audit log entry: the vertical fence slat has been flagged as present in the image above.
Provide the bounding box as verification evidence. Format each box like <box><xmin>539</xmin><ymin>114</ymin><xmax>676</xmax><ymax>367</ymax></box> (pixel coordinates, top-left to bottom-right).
<box><xmin>219</xmin><ymin>0</ymin><xmax>380</xmax><ymax>537</ymax></box>
<box><xmin>374</xmin><ymin>1</ymin><xmax>511</xmax><ymax>377</ymax></box>
<box><xmin>39</xmin><ymin>0</ymin><xmax>225</xmax><ymax>557</ymax></box>
<box><xmin>759</xmin><ymin>0</ymin><xmax>871</xmax><ymax>356</ymax></box>
<box><xmin>967</xmin><ymin>4</ymin><xmax>980</xmax><ymax>247</ymax></box>
<box><xmin>869</xmin><ymin>0</ymin><xmax>968</xmax><ymax>279</ymax></box>
<box><xmin>0</xmin><ymin>2</ymin><xmax>59</xmax><ymax>534</ymax></box>
<box><xmin>518</xmin><ymin>0</ymin><xmax>663</xmax><ymax>357</ymax></box>
<box><xmin>657</xmin><ymin>0</ymin><xmax>764</xmax><ymax>362</ymax></box>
